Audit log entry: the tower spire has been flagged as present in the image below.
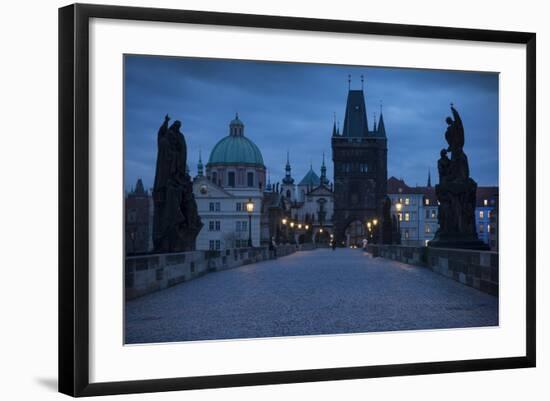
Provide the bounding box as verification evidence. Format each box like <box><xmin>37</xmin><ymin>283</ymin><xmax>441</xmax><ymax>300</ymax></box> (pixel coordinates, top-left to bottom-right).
<box><xmin>332</xmin><ymin>112</ymin><xmax>337</xmax><ymax>136</ymax></box>
<box><xmin>361</xmin><ymin>74</ymin><xmax>364</xmax><ymax>90</ymax></box>
<box><xmin>377</xmin><ymin>100</ymin><xmax>386</xmax><ymax>137</ymax></box>
<box><xmin>283</xmin><ymin>150</ymin><xmax>294</xmax><ymax>185</ymax></box>
<box><xmin>348</xmin><ymin>74</ymin><xmax>351</xmax><ymax>90</ymax></box>
<box><xmin>373</xmin><ymin>112</ymin><xmax>377</xmax><ymax>131</ymax></box>
<box><xmin>427</xmin><ymin>169</ymin><xmax>432</xmax><ymax>187</ymax></box>
<box><xmin>197</xmin><ymin>149</ymin><xmax>203</xmax><ymax>177</ymax></box>
<box><xmin>320</xmin><ymin>152</ymin><xmax>328</xmax><ymax>185</ymax></box>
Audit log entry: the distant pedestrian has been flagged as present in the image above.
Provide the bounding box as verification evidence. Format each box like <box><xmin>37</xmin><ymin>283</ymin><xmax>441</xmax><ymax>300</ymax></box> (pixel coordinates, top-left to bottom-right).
<box><xmin>331</xmin><ymin>239</ymin><xmax>336</xmax><ymax>251</ymax></box>
<box><xmin>362</xmin><ymin>238</ymin><xmax>368</xmax><ymax>251</ymax></box>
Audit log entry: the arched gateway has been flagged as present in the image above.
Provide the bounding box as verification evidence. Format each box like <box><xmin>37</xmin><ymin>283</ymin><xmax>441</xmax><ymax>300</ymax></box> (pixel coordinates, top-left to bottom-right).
<box><xmin>344</xmin><ymin>220</ymin><xmax>366</xmax><ymax>247</ymax></box>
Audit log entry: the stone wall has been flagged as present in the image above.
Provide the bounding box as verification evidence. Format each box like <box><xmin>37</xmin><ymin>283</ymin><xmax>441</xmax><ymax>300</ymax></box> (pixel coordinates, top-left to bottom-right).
<box><xmin>125</xmin><ymin>245</ymin><xmax>296</xmax><ymax>300</ymax></box>
<box><xmin>366</xmin><ymin>244</ymin><xmax>498</xmax><ymax>296</ymax></box>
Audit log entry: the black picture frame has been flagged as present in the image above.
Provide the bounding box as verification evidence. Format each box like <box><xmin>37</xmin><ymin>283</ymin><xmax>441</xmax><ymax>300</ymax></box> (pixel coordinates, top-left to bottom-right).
<box><xmin>59</xmin><ymin>3</ymin><xmax>536</xmax><ymax>397</ymax></box>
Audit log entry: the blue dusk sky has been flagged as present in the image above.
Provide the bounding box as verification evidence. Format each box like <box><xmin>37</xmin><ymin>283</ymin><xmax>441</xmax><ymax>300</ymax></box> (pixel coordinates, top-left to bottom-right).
<box><xmin>124</xmin><ymin>55</ymin><xmax>499</xmax><ymax>191</ymax></box>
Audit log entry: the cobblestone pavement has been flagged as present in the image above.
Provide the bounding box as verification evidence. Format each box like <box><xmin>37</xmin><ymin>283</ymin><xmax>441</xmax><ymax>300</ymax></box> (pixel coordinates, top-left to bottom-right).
<box><xmin>125</xmin><ymin>248</ymin><xmax>498</xmax><ymax>344</ymax></box>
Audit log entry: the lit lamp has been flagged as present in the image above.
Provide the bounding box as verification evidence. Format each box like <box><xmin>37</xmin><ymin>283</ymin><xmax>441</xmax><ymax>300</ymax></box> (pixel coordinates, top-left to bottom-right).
<box><xmin>298</xmin><ymin>224</ymin><xmax>302</xmax><ymax>229</ymax></box>
<box><xmin>373</xmin><ymin>219</ymin><xmax>378</xmax><ymax>226</ymax></box>
<box><xmin>396</xmin><ymin>202</ymin><xmax>403</xmax><ymax>212</ymax></box>
<box><xmin>367</xmin><ymin>221</ymin><xmax>372</xmax><ymax>230</ymax></box>
<box><xmin>290</xmin><ymin>221</ymin><xmax>295</xmax><ymax>228</ymax></box>
<box><xmin>320</xmin><ymin>228</ymin><xmax>323</xmax><ymax>233</ymax></box>
<box><xmin>282</xmin><ymin>218</ymin><xmax>287</xmax><ymax>225</ymax></box>
<box><xmin>305</xmin><ymin>225</ymin><xmax>309</xmax><ymax>230</ymax></box>
<box><xmin>246</xmin><ymin>198</ymin><xmax>254</xmax><ymax>247</ymax></box>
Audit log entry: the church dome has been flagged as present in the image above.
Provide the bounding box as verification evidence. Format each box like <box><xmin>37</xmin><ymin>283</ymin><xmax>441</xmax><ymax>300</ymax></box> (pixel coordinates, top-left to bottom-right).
<box><xmin>207</xmin><ymin>114</ymin><xmax>265</xmax><ymax>167</ymax></box>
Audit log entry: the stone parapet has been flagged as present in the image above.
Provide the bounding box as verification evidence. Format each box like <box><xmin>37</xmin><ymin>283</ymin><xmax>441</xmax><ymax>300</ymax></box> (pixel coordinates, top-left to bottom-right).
<box><xmin>365</xmin><ymin>244</ymin><xmax>498</xmax><ymax>296</ymax></box>
<box><xmin>125</xmin><ymin>244</ymin><xmax>296</xmax><ymax>300</ymax></box>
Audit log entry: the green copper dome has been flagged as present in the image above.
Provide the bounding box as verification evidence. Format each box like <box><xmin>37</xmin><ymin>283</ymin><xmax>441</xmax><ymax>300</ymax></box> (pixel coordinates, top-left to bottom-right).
<box><xmin>207</xmin><ymin>115</ymin><xmax>265</xmax><ymax>167</ymax></box>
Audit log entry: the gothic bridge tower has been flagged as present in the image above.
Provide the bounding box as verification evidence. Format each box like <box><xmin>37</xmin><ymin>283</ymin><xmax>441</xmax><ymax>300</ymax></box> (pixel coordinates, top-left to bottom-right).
<box><xmin>331</xmin><ymin>77</ymin><xmax>388</xmax><ymax>246</ymax></box>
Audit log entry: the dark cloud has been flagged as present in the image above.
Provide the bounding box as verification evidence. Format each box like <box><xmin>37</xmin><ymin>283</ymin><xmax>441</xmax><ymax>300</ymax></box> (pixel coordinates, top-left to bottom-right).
<box><xmin>124</xmin><ymin>55</ymin><xmax>498</xmax><ymax>190</ymax></box>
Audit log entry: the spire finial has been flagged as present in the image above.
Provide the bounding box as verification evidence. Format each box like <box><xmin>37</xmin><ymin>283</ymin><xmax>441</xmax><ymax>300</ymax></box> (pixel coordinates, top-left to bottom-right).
<box><xmin>286</xmin><ymin>149</ymin><xmax>290</xmax><ymax>164</ymax></box>
<box><xmin>380</xmin><ymin>99</ymin><xmax>383</xmax><ymax>114</ymax></box>
<box><xmin>235</xmin><ymin>112</ymin><xmax>239</xmax><ymax>119</ymax></box>
<box><xmin>197</xmin><ymin>148</ymin><xmax>204</xmax><ymax>177</ymax></box>
<box><xmin>333</xmin><ymin>112</ymin><xmax>336</xmax><ymax>124</ymax></box>
<box><xmin>361</xmin><ymin>74</ymin><xmax>364</xmax><ymax>90</ymax></box>
<box><xmin>348</xmin><ymin>74</ymin><xmax>351</xmax><ymax>90</ymax></box>
<box><xmin>322</xmin><ymin>151</ymin><xmax>325</xmax><ymax>166</ymax></box>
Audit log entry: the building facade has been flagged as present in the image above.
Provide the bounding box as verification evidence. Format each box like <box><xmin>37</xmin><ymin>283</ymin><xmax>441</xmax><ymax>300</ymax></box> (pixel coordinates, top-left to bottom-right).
<box><xmin>125</xmin><ymin>178</ymin><xmax>153</xmax><ymax>254</ymax></box>
<box><xmin>268</xmin><ymin>153</ymin><xmax>335</xmax><ymax>245</ymax></box>
<box><xmin>193</xmin><ymin>115</ymin><xmax>265</xmax><ymax>250</ymax></box>
<box><xmin>331</xmin><ymin>85</ymin><xmax>388</xmax><ymax>246</ymax></box>
<box><xmin>387</xmin><ymin>176</ymin><xmax>498</xmax><ymax>248</ymax></box>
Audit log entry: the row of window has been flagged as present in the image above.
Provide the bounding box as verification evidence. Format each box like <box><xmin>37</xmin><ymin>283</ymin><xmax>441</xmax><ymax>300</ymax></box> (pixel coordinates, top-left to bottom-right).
<box><xmin>208</xmin><ymin>202</ymin><xmax>253</xmax><ymax>212</ymax></box>
<box><xmin>208</xmin><ymin>220</ymin><xmax>221</xmax><ymax>231</ymax></box>
<box><xmin>209</xmin><ymin>202</ymin><xmax>221</xmax><ymax>212</ymax></box>
<box><xmin>479</xmin><ymin>210</ymin><xmax>492</xmax><ymax>219</ymax></box>
<box><xmin>479</xmin><ymin>223</ymin><xmax>493</xmax><ymax>233</ymax></box>
<box><xmin>210</xmin><ymin>171</ymin><xmax>256</xmax><ymax>187</ymax></box>
<box><xmin>208</xmin><ymin>220</ymin><xmax>249</xmax><ymax>232</ymax></box>
<box><xmin>209</xmin><ymin>240</ymin><xmax>221</xmax><ymax>250</ymax></box>
<box><xmin>337</xmin><ymin>163</ymin><xmax>369</xmax><ymax>173</ymax></box>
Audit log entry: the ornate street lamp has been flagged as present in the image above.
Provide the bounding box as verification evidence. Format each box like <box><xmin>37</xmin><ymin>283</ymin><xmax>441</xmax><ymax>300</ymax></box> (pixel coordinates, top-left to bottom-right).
<box><xmin>246</xmin><ymin>198</ymin><xmax>254</xmax><ymax>247</ymax></box>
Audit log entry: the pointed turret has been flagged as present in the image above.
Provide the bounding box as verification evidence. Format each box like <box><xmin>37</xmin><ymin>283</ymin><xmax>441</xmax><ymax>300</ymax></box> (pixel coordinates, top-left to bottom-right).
<box><xmin>197</xmin><ymin>150</ymin><xmax>204</xmax><ymax>177</ymax></box>
<box><xmin>342</xmin><ymin>87</ymin><xmax>369</xmax><ymax>137</ymax></box>
<box><xmin>320</xmin><ymin>152</ymin><xmax>329</xmax><ymax>185</ymax></box>
<box><xmin>282</xmin><ymin>151</ymin><xmax>294</xmax><ymax>185</ymax></box>
<box><xmin>377</xmin><ymin>112</ymin><xmax>386</xmax><ymax>137</ymax></box>
<box><xmin>134</xmin><ymin>178</ymin><xmax>145</xmax><ymax>194</ymax></box>
<box><xmin>427</xmin><ymin>169</ymin><xmax>432</xmax><ymax>187</ymax></box>
<box><xmin>373</xmin><ymin>112</ymin><xmax>377</xmax><ymax>132</ymax></box>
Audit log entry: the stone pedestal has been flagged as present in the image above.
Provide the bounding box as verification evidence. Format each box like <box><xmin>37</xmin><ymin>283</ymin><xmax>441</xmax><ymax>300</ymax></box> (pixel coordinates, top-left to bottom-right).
<box><xmin>428</xmin><ymin>178</ymin><xmax>489</xmax><ymax>251</ymax></box>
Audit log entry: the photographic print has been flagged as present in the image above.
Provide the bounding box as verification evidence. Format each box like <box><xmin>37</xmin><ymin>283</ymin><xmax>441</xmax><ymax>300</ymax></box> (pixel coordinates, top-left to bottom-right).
<box><xmin>123</xmin><ymin>55</ymin><xmax>499</xmax><ymax>345</ymax></box>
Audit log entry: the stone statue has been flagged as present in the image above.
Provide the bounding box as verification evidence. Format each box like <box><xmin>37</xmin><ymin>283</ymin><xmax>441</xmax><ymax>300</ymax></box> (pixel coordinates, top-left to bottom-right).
<box><xmin>429</xmin><ymin>106</ymin><xmax>488</xmax><ymax>250</ymax></box>
<box><xmin>152</xmin><ymin>115</ymin><xmax>202</xmax><ymax>252</ymax></box>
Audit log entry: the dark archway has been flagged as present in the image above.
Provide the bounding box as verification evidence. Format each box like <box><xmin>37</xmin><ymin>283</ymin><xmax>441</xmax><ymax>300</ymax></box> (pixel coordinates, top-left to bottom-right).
<box><xmin>344</xmin><ymin>220</ymin><xmax>366</xmax><ymax>247</ymax></box>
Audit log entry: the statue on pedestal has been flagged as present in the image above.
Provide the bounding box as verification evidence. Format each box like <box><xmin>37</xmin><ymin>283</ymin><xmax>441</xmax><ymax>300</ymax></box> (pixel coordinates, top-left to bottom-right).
<box><xmin>428</xmin><ymin>106</ymin><xmax>489</xmax><ymax>250</ymax></box>
<box><xmin>152</xmin><ymin>115</ymin><xmax>202</xmax><ymax>252</ymax></box>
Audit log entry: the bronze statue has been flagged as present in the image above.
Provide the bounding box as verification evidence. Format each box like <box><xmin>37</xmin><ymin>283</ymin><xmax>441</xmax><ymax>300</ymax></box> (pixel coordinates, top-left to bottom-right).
<box><xmin>429</xmin><ymin>106</ymin><xmax>488</xmax><ymax>250</ymax></box>
<box><xmin>152</xmin><ymin>115</ymin><xmax>202</xmax><ymax>252</ymax></box>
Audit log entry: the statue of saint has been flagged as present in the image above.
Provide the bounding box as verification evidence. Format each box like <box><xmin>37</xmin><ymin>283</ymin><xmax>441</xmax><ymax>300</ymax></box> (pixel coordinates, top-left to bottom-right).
<box><xmin>152</xmin><ymin>115</ymin><xmax>202</xmax><ymax>252</ymax></box>
<box><xmin>429</xmin><ymin>105</ymin><xmax>487</xmax><ymax>250</ymax></box>
<box><xmin>444</xmin><ymin>106</ymin><xmax>470</xmax><ymax>181</ymax></box>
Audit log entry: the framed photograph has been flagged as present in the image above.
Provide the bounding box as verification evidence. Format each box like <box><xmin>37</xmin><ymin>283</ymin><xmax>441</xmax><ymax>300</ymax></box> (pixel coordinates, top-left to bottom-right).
<box><xmin>59</xmin><ymin>3</ymin><xmax>536</xmax><ymax>397</ymax></box>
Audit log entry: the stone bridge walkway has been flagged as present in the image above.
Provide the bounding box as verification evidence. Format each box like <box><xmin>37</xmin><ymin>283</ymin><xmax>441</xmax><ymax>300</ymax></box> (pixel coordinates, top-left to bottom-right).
<box><xmin>125</xmin><ymin>248</ymin><xmax>498</xmax><ymax>344</ymax></box>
